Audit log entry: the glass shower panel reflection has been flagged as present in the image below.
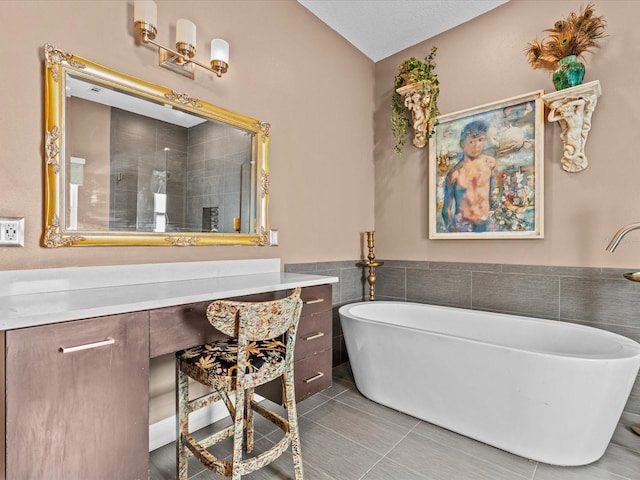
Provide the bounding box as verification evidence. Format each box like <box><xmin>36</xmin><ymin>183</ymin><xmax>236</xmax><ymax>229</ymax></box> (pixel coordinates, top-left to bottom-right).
<box><xmin>66</xmin><ymin>103</ymin><xmax>254</xmax><ymax>234</ymax></box>
<box><xmin>186</xmin><ymin>121</ymin><xmax>253</xmax><ymax>233</ymax></box>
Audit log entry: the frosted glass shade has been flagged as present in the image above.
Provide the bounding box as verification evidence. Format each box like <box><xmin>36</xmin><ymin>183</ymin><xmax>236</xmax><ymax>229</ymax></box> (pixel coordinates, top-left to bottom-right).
<box><xmin>176</xmin><ymin>19</ymin><xmax>196</xmax><ymax>46</ymax></box>
<box><xmin>210</xmin><ymin>39</ymin><xmax>229</xmax><ymax>64</ymax></box>
<box><xmin>134</xmin><ymin>0</ymin><xmax>157</xmax><ymax>26</ymax></box>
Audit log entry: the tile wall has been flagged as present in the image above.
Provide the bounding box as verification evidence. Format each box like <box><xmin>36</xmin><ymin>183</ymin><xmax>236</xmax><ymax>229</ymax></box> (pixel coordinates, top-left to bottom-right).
<box><xmin>109</xmin><ymin>108</ymin><xmax>252</xmax><ymax>233</ymax></box>
<box><xmin>284</xmin><ymin>261</ymin><xmax>367</xmax><ymax>366</ymax></box>
<box><xmin>110</xmin><ymin>108</ymin><xmax>188</xmax><ymax>231</ymax></box>
<box><xmin>285</xmin><ymin>260</ymin><xmax>640</xmax><ymax>416</ymax></box>
<box><xmin>185</xmin><ymin>121</ymin><xmax>252</xmax><ymax>233</ymax></box>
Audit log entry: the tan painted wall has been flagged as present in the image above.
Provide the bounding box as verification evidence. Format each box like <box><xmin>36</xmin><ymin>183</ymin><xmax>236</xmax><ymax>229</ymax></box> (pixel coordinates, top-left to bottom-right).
<box><xmin>8</xmin><ymin>0</ymin><xmax>640</xmax><ymax>424</ymax></box>
<box><xmin>0</xmin><ymin>0</ymin><xmax>374</xmax><ymax>270</ymax></box>
<box><xmin>67</xmin><ymin>97</ymin><xmax>111</xmax><ymax>230</ymax></box>
<box><xmin>374</xmin><ymin>0</ymin><xmax>640</xmax><ymax>269</ymax></box>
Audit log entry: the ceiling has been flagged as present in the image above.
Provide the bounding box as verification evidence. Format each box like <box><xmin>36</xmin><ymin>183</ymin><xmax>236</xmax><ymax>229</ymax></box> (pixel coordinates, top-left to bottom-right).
<box><xmin>297</xmin><ymin>0</ymin><xmax>510</xmax><ymax>62</ymax></box>
<box><xmin>67</xmin><ymin>76</ymin><xmax>205</xmax><ymax>128</ymax></box>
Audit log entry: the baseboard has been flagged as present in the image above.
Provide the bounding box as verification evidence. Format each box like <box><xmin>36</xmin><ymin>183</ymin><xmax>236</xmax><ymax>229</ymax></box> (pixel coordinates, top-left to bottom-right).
<box><xmin>149</xmin><ymin>400</ymin><xmax>229</xmax><ymax>451</ymax></box>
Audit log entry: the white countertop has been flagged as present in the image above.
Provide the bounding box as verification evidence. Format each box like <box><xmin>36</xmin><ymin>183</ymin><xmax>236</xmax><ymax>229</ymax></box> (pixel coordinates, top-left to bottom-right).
<box><xmin>0</xmin><ymin>260</ymin><xmax>338</xmax><ymax>330</ymax></box>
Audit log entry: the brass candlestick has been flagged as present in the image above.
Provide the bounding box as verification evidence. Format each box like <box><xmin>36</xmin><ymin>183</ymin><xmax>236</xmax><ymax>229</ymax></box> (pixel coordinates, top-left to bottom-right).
<box><xmin>359</xmin><ymin>231</ymin><xmax>384</xmax><ymax>301</ymax></box>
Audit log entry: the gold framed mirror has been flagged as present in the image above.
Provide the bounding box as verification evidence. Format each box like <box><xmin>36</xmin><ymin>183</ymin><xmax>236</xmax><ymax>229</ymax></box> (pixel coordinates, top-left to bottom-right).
<box><xmin>43</xmin><ymin>43</ymin><xmax>270</xmax><ymax>247</ymax></box>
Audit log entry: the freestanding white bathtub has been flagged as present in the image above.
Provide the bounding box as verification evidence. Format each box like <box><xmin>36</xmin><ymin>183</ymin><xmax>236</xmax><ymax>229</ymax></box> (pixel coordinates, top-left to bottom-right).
<box><xmin>339</xmin><ymin>301</ymin><xmax>640</xmax><ymax>466</ymax></box>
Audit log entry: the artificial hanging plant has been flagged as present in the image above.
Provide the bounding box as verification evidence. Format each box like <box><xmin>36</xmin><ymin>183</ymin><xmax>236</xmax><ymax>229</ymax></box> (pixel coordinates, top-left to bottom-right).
<box><xmin>392</xmin><ymin>46</ymin><xmax>440</xmax><ymax>156</ymax></box>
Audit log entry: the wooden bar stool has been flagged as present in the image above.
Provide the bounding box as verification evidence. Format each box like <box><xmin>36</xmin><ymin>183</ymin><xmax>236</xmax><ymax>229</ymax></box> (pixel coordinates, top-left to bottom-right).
<box><xmin>176</xmin><ymin>288</ymin><xmax>304</xmax><ymax>479</ymax></box>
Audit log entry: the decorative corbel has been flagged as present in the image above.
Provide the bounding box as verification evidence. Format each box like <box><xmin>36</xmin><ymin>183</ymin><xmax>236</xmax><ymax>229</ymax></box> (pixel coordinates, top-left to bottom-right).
<box><xmin>542</xmin><ymin>80</ymin><xmax>601</xmax><ymax>173</ymax></box>
<box><xmin>395</xmin><ymin>84</ymin><xmax>432</xmax><ymax>148</ymax></box>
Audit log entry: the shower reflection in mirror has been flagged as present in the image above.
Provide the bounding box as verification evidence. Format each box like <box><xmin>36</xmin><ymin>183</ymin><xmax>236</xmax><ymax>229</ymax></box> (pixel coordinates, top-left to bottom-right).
<box><xmin>65</xmin><ymin>76</ymin><xmax>254</xmax><ymax>235</ymax></box>
<box><xmin>68</xmin><ymin>156</ymin><xmax>85</xmax><ymax>230</ymax></box>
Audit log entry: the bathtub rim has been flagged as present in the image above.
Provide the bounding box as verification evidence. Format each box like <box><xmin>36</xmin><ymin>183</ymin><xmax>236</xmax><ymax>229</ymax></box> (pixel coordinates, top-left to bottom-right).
<box><xmin>339</xmin><ymin>301</ymin><xmax>640</xmax><ymax>361</ymax></box>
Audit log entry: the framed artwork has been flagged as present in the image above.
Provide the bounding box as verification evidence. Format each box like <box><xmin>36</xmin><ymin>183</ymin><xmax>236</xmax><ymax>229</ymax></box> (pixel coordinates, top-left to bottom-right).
<box><xmin>429</xmin><ymin>90</ymin><xmax>544</xmax><ymax>239</ymax></box>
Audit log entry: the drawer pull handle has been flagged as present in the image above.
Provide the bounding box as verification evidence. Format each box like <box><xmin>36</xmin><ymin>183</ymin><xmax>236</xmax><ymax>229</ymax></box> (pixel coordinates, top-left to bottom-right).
<box><xmin>303</xmin><ymin>332</ymin><xmax>325</xmax><ymax>341</ymax></box>
<box><xmin>303</xmin><ymin>298</ymin><xmax>324</xmax><ymax>305</ymax></box>
<box><xmin>60</xmin><ymin>338</ymin><xmax>115</xmax><ymax>353</ymax></box>
<box><xmin>303</xmin><ymin>372</ymin><xmax>324</xmax><ymax>384</ymax></box>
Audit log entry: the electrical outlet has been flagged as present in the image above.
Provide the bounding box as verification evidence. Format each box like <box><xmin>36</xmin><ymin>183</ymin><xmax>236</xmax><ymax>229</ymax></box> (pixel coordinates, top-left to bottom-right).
<box><xmin>0</xmin><ymin>217</ymin><xmax>24</xmax><ymax>247</ymax></box>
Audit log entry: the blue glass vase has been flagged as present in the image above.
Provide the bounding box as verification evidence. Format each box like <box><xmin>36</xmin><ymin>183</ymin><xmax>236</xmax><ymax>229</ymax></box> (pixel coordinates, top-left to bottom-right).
<box><xmin>552</xmin><ymin>55</ymin><xmax>585</xmax><ymax>91</ymax></box>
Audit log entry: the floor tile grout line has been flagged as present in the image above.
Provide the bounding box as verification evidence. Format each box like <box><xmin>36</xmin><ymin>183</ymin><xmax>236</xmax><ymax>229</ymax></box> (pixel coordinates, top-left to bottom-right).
<box><xmin>581</xmin><ymin>450</ymin><xmax>638</xmax><ymax>480</ymax></box>
<box><xmin>400</xmin><ymin>421</ymin><xmax>527</xmax><ymax>480</ymax></box>
<box><xmin>358</xmin><ymin>426</ymin><xmax>425</xmax><ymax>480</ymax></box>
<box><xmin>329</xmin><ymin>388</ymin><xmax>424</xmax><ymax>433</ymax></box>
<box><xmin>302</xmin><ymin>414</ymin><xmax>391</xmax><ymax>459</ymax></box>
<box><xmin>305</xmin><ymin>384</ymin><xmax>434</xmax><ymax>479</ymax></box>
<box><xmin>317</xmin><ymin>384</ymin><xmax>533</xmax><ymax>480</ymax></box>
<box><xmin>609</xmin><ymin>440</ymin><xmax>640</xmax><ymax>457</ymax></box>
<box><xmin>298</xmin><ymin>394</ymin><xmax>333</xmax><ymax>418</ymax></box>
<box><xmin>408</xmin><ymin>421</ymin><xmax>535</xmax><ymax>480</ymax></box>
<box><xmin>530</xmin><ymin>461</ymin><xmax>538</xmax><ymax>480</ymax></box>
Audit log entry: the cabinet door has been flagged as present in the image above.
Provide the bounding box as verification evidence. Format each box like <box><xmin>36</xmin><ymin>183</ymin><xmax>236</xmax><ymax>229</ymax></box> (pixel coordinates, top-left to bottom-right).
<box><xmin>5</xmin><ymin>312</ymin><xmax>149</xmax><ymax>480</ymax></box>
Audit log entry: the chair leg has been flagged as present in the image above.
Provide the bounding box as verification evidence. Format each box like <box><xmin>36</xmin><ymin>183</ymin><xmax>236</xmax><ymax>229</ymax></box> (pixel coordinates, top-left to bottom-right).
<box><xmin>283</xmin><ymin>370</ymin><xmax>304</xmax><ymax>480</ymax></box>
<box><xmin>232</xmin><ymin>384</ymin><xmax>246</xmax><ymax>480</ymax></box>
<box><xmin>245</xmin><ymin>387</ymin><xmax>255</xmax><ymax>453</ymax></box>
<box><xmin>176</xmin><ymin>362</ymin><xmax>190</xmax><ymax>480</ymax></box>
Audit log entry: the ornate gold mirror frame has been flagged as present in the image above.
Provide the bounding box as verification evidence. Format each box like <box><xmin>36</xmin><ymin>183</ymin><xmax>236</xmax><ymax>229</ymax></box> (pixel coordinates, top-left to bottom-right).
<box><xmin>43</xmin><ymin>43</ymin><xmax>270</xmax><ymax>247</ymax></box>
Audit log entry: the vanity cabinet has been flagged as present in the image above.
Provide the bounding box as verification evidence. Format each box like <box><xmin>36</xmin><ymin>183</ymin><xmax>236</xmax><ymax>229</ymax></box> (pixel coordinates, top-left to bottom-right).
<box><xmin>4</xmin><ymin>311</ymin><xmax>149</xmax><ymax>480</ymax></box>
<box><xmin>0</xmin><ymin>282</ymin><xmax>333</xmax><ymax>479</ymax></box>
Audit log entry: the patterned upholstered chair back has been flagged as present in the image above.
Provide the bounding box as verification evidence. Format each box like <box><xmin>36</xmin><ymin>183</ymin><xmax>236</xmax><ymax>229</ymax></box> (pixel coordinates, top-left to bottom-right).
<box><xmin>206</xmin><ymin>287</ymin><xmax>303</xmax><ymax>341</ymax></box>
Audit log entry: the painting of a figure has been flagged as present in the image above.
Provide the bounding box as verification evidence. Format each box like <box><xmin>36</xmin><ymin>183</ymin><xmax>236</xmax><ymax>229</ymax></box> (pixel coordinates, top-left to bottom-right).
<box><xmin>429</xmin><ymin>91</ymin><xmax>544</xmax><ymax>239</ymax></box>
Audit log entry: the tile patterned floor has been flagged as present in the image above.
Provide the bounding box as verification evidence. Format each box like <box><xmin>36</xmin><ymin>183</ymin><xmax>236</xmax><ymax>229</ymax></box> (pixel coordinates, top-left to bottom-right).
<box><xmin>150</xmin><ymin>364</ymin><xmax>640</xmax><ymax>479</ymax></box>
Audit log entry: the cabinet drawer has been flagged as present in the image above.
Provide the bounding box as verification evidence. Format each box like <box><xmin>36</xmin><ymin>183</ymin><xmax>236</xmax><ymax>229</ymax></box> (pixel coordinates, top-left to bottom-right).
<box><xmin>150</xmin><ymin>302</ymin><xmax>228</xmax><ymax>357</ymax></box>
<box><xmin>256</xmin><ymin>348</ymin><xmax>332</xmax><ymax>404</ymax></box>
<box><xmin>300</xmin><ymin>284</ymin><xmax>332</xmax><ymax>315</ymax></box>
<box><xmin>294</xmin><ymin>348</ymin><xmax>332</xmax><ymax>402</ymax></box>
<box><xmin>296</xmin><ymin>310</ymin><xmax>332</xmax><ymax>357</ymax></box>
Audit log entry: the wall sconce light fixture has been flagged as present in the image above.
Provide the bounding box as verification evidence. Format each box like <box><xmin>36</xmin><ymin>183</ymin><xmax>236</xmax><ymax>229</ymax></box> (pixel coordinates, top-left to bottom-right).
<box><xmin>133</xmin><ymin>0</ymin><xmax>229</xmax><ymax>80</ymax></box>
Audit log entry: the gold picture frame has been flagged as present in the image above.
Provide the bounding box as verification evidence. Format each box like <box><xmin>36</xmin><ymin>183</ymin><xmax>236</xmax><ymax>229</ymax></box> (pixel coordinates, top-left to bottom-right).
<box><xmin>43</xmin><ymin>44</ymin><xmax>270</xmax><ymax>247</ymax></box>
